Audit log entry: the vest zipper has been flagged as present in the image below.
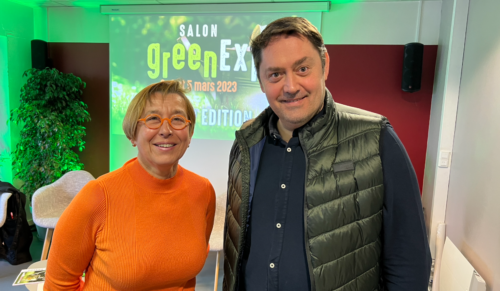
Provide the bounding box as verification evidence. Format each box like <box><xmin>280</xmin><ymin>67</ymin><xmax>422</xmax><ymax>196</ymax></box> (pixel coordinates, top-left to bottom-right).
<box><xmin>301</xmin><ymin>143</ymin><xmax>316</xmax><ymax>291</ymax></box>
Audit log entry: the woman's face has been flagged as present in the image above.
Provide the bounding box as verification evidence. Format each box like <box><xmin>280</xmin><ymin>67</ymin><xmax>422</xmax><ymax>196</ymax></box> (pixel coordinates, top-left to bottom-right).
<box><xmin>131</xmin><ymin>92</ymin><xmax>192</xmax><ymax>179</ymax></box>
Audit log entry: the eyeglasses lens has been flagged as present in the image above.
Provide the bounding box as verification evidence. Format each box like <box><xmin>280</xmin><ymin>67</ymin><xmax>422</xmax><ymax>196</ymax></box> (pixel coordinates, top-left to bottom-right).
<box><xmin>145</xmin><ymin>115</ymin><xmax>187</xmax><ymax>129</ymax></box>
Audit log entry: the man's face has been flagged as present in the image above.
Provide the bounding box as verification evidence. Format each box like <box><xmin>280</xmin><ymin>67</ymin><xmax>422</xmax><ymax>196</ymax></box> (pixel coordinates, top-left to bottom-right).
<box><xmin>259</xmin><ymin>34</ymin><xmax>329</xmax><ymax>132</ymax></box>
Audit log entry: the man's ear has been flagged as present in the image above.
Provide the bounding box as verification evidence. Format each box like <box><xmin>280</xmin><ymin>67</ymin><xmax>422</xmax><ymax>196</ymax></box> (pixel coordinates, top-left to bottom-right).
<box><xmin>324</xmin><ymin>50</ymin><xmax>330</xmax><ymax>81</ymax></box>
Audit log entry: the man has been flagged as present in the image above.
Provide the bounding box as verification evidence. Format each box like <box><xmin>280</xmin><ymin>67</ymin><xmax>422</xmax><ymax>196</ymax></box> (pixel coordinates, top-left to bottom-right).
<box><xmin>223</xmin><ymin>17</ymin><xmax>431</xmax><ymax>291</ymax></box>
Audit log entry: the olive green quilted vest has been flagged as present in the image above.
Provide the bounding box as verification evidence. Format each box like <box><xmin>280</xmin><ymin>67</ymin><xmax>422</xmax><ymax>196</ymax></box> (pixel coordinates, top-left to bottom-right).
<box><xmin>223</xmin><ymin>91</ymin><xmax>387</xmax><ymax>291</ymax></box>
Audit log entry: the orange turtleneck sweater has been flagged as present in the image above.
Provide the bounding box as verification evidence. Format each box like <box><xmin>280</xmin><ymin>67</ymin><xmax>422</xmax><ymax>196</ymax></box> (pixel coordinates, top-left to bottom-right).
<box><xmin>45</xmin><ymin>158</ymin><xmax>216</xmax><ymax>291</ymax></box>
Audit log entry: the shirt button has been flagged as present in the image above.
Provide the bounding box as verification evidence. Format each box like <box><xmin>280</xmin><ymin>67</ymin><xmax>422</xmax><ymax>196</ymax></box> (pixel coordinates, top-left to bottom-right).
<box><xmin>281</xmin><ymin>184</ymin><xmax>286</xmax><ymax>189</ymax></box>
<box><xmin>287</xmin><ymin>147</ymin><xmax>292</xmax><ymax>152</ymax></box>
<box><xmin>270</xmin><ymin>263</ymin><xmax>275</xmax><ymax>268</ymax></box>
<box><xmin>276</xmin><ymin>223</ymin><xmax>282</xmax><ymax>228</ymax></box>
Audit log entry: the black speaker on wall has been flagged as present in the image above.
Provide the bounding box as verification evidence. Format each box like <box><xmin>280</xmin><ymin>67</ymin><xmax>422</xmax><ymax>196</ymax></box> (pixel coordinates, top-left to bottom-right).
<box><xmin>31</xmin><ymin>40</ymin><xmax>52</xmax><ymax>70</ymax></box>
<box><xmin>401</xmin><ymin>42</ymin><xmax>424</xmax><ymax>93</ymax></box>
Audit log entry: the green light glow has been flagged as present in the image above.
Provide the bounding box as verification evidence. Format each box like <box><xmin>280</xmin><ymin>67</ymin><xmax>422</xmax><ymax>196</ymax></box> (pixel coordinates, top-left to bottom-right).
<box><xmin>0</xmin><ymin>35</ymin><xmax>13</xmax><ymax>183</ymax></box>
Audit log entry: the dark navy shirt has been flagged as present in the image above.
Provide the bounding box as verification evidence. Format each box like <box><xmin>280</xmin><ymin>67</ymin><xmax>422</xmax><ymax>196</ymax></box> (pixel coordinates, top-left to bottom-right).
<box><xmin>241</xmin><ymin>106</ymin><xmax>431</xmax><ymax>291</ymax></box>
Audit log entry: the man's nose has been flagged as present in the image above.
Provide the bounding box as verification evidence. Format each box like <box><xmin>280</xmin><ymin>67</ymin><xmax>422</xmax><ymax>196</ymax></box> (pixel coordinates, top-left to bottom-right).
<box><xmin>283</xmin><ymin>74</ymin><xmax>299</xmax><ymax>97</ymax></box>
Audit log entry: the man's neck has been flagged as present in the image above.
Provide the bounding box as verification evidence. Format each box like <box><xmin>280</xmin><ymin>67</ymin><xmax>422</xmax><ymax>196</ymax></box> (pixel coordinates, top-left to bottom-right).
<box><xmin>277</xmin><ymin>120</ymin><xmax>294</xmax><ymax>143</ymax></box>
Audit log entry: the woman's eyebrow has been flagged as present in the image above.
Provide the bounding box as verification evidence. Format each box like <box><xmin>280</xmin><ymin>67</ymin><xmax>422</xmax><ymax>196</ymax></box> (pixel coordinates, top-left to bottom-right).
<box><xmin>145</xmin><ymin>109</ymin><xmax>187</xmax><ymax>116</ymax></box>
<box><xmin>171</xmin><ymin>109</ymin><xmax>187</xmax><ymax>116</ymax></box>
<box><xmin>145</xmin><ymin>110</ymin><xmax>161</xmax><ymax>115</ymax></box>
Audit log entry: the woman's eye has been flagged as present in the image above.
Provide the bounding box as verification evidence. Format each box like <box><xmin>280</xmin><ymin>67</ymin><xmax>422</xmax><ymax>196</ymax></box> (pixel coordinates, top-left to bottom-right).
<box><xmin>146</xmin><ymin>116</ymin><xmax>160</xmax><ymax>121</ymax></box>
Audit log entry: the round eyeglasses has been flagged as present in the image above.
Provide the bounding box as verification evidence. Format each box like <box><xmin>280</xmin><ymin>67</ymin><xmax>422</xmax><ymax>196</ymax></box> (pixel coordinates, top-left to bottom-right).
<box><xmin>137</xmin><ymin>114</ymin><xmax>191</xmax><ymax>130</ymax></box>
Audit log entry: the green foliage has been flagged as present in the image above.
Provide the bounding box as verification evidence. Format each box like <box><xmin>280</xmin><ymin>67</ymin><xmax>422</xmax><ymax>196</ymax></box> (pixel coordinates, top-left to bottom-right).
<box><xmin>9</xmin><ymin>68</ymin><xmax>91</xmax><ymax>201</ymax></box>
<box><xmin>0</xmin><ymin>150</ymin><xmax>9</xmax><ymax>164</ymax></box>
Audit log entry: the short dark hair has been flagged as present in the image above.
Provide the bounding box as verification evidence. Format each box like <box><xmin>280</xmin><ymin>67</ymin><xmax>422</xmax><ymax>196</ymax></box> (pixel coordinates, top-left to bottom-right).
<box><xmin>250</xmin><ymin>17</ymin><xmax>327</xmax><ymax>81</ymax></box>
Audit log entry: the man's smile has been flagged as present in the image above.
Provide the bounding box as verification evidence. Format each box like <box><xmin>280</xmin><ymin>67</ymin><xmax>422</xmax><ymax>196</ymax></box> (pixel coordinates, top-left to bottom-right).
<box><xmin>281</xmin><ymin>96</ymin><xmax>307</xmax><ymax>104</ymax></box>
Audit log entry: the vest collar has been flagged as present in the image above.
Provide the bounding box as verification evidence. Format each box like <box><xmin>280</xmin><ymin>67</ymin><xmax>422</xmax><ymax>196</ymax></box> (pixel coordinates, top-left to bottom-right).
<box><xmin>238</xmin><ymin>88</ymin><xmax>337</xmax><ymax>146</ymax></box>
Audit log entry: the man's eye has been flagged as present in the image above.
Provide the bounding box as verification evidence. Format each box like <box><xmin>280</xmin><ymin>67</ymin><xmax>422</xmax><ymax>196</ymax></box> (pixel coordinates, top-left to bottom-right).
<box><xmin>299</xmin><ymin>67</ymin><xmax>308</xmax><ymax>73</ymax></box>
<box><xmin>270</xmin><ymin>72</ymin><xmax>280</xmax><ymax>78</ymax></box>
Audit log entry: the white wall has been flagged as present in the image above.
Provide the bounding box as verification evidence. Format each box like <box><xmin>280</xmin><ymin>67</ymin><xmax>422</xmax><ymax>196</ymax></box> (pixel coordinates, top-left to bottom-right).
<box><xmin>47</xmin><ymin>1</ymin><xmax>442</xmax><ymax>45</ymax></box>
<box><xmin>0</xmin><ymin>35</ymin><xmax>11</xmax><ymax>183</ymax></box>
<box><xmin>1</xmin><ymin>0</ymin><xmax>37</xmax><ymax>224</ymax></box>
<box><xmin>47</xmin><ymin>6</ymin><xmax>108</xmax><ymax>42</ymax></box>
<box><xmin>33</xmin><ymin>7</ymin><xmax>48</xmax><ymax>41</ymax></box>
<box><xmin>324</xmin><ymin>1</ymin><xmax>441</xmax><ymax>45</ymax></box>
<box><xmin>445</xmin><ymin>0</ymin><xmax>500</xmax><ymax>289</ymax></box>
<box><xmin>0</xmin><ymin>0</ymin><xmax>35</xmax><ymax>186</ymax></box>
<box><xmin>421</xmin><ymin>0</ymin><xmax>469</xmax><ymax>258</ymax></box>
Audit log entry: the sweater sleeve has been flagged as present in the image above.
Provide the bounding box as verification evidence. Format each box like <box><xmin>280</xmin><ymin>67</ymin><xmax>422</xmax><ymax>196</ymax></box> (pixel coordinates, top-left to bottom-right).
<box><xmin>380</xmin><ymin>124</ymin><xmax>432</xmax><ymax>290</ymax></box>
<box><xmin>205</xmin><ymin>180</ymin><xmax>216</xmax><ymax>248</ymax></box>
<box><xmin>44</xmin><ymin>180</ymin><xmax>106</xmax><ymax>291</ymax></box>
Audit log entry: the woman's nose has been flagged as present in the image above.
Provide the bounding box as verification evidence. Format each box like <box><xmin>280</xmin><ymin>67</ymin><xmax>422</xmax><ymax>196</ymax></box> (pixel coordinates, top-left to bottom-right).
<box><xmin>159</xmin><ymin>119</ymin><xmax>173</xmax><ymax>136</ymax></box>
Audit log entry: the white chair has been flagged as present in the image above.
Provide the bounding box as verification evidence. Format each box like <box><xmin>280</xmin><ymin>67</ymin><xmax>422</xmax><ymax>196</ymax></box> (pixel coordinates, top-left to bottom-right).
<box><xmin>32</xmin><ymin>170</ymin><xmax>95</xmax><ymax>260</ymax></box>
<box><xmin>0</xmin><ymin>192</ymin><xmax>12</xmax><ymax>228</ymax></box>
<box><xmin>209</xmin><ymin>191</ymin><xmax>227</xmax><ymax>291</ymax></box>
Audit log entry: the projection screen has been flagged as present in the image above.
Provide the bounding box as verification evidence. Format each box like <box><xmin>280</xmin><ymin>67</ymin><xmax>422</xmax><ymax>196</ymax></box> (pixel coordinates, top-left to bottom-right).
<box><xmin>109</xmin><ymin>13</ymin><xmax>322</xmax><ymax>194</ymax></box>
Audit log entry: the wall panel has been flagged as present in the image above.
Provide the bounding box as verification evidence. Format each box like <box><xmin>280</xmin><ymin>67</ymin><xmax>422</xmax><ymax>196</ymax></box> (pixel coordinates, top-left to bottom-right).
<box><xmin>48</xmin><ymin>43</ymin><xmax>110</xmax><ymax>178</ymax></box>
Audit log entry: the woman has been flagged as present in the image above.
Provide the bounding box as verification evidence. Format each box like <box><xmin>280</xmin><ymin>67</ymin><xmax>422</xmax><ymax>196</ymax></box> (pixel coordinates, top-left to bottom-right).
<box><xmin>45</xmin><ymin>80</ymin><xmax>216</xmax><ymax>291</ymax></box>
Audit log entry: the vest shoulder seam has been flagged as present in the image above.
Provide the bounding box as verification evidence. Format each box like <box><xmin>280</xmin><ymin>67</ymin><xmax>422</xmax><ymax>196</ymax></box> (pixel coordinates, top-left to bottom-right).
<box><xmin>336</xmin><ymin>103</ymin><xmax>386</xmax><ymax>120</ymax></box>
<box><xmin>337</xmin><ymin>128</ymin><xmax>382</xmax><ymax>145</ymax></box>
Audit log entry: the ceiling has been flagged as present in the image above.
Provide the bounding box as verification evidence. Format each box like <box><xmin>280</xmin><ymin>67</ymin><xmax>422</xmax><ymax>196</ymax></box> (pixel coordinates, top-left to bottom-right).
<box><xmin>8</xmin><ymin>0</ymin><xmax>439</xmax><ymax>8</ymax></box>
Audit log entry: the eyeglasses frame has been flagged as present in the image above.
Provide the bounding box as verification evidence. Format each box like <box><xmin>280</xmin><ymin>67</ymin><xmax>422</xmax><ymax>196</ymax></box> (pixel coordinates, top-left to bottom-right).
<box><xmin>137</xmin><ymin>114</ymin><xmax>191</xmax><ymax>130</ymax></box>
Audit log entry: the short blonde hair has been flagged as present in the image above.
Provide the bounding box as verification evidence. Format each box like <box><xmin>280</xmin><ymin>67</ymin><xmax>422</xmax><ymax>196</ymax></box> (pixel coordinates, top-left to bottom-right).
<box><xmin>122</xmin><ymin>80</ymin><xmax>195</xmax><ymax>140</ymax></box>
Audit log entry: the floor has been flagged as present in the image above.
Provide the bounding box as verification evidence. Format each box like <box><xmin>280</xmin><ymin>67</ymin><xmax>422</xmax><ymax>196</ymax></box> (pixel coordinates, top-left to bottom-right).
<box><xmin>0</xmin><ymin>230</ymin><xmax>223</xmax><ymax>291</ymax></box>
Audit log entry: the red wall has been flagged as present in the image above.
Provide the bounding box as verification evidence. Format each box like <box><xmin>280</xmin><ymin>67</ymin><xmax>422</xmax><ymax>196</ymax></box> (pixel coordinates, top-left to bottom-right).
<box><xmin>325</xmin><ymin>45</ymin><xmax>437</xmax><ymax>192</ymax></box>
<box><xmin>48</xmin><ymin>43</ymin><xmax>110</xmax><ymax>178</ymax></box>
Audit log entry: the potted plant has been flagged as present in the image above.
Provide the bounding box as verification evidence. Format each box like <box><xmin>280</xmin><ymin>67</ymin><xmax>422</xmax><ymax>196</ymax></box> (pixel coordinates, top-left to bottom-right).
<box><xmin>9</xmin><ymin>68</ymin><xmax>90</xmax><ymax>218</ymax></box>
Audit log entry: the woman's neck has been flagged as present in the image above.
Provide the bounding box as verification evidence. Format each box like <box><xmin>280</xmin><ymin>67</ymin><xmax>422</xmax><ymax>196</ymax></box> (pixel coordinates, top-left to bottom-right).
<box><xmin>137</xmin><ymin>157</ymin><xmax>178</xmax><ymax>180</ymax></box>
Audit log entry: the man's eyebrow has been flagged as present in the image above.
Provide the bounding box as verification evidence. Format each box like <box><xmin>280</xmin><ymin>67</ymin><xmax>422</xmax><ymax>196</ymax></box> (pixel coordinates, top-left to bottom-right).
<box><xmin>264</xmin><ymin>57</ymin><xmax>309</xmax><ymax>73</ymax></box>
<box><xmin>292</xmin><ymin>56</ymin><xmax>309</xmax><ymax>68</ymax></box>
<box><xmin>265</xmin><ymin>66</ymin><xmax>282</xmax><ymax>73</ymax></box>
